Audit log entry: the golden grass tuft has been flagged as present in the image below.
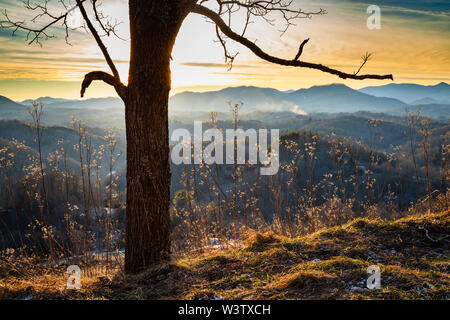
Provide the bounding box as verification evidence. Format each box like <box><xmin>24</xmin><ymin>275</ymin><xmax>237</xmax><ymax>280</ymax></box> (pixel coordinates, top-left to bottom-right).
<box><xmin>273</xmin><ymin>270</ymin><xmax>338</xmax><ymax>291</ymax></box>
<box><xmin>244</xmin><ymin>231</ymin><xmax>279</xmax><ymax>252</ymax></box>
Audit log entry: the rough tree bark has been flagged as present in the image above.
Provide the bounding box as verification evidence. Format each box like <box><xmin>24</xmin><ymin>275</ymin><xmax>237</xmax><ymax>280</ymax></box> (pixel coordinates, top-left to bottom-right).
<box><xmin>124</xmin><ymin>0</ymin><xmax>189</xmax><ymax>274</ymax></box>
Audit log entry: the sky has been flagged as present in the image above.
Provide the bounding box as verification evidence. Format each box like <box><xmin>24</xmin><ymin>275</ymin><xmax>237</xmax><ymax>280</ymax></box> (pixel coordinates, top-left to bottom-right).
<box><xmin>0</xmin><ymin>0</ymin><xmax>449</xmax><ymax>100</ymax></box>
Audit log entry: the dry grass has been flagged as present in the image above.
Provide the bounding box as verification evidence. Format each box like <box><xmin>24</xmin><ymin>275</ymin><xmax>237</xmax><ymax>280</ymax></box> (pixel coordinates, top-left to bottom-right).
<box><xmin>1</xmin><ymin>209</ymin><xmax>448</xmax><ymax>300</ymax></box>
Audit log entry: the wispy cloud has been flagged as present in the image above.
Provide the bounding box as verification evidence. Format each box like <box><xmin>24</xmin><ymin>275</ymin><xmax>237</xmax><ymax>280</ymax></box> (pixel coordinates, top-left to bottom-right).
<box><xmin>341</xmin><ymin>0</ymin><xmax>450</xmax><ymax>13</ymax></box>
<box><xmin>178</xmin><ymin>62</ymin><xmax>258</xmax><ymax>69</ymax></box>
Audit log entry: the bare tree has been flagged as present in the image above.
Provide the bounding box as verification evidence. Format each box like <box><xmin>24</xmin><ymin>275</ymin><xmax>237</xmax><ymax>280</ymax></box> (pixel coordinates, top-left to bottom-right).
<box><xmin>1</xmin><ymin>0</ymin><xmax>393</xmax><ymax>273</ymax></box>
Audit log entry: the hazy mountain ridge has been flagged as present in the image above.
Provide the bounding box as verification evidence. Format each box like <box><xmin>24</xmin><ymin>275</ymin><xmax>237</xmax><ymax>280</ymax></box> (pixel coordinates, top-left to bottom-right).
<box><xmin>359</xmin><ymin>82</ymin><xmax>450</xmax><ymax>104</ymax></box>
<box><xmin>170</xmin><ymin>82</ymin><xmax>450</xmax><ymax>117</ymax></box>
<box><xmin>0</xmin><ymin>95</ymin><xmax>26</xmax><ymax>119</ymax></box>
<box><xmin>0</xmin><ymin>82</ymin><xmax>448</xmax><ymax>128</ymax></box>
<box><xmin>0</xmin><ymin>120</ymin><xmax>114</xmax><ymax>165</ymax></box>
<box><xmin>287</xmin><ymin>84</ymin><xmax>406</xmax><ymax>113</ymax></box>
<box><xmin>169</xmin><ymin>85</ymin><xmax>291</xmax><ymax>113</ymax></box>
<box><xmin>19</xmin><ymin>97</ymin><xmax>72</xmax><ymax>106</ymax></box>
<box><xmin>169</xmin><ymin>83</ymin><xmax>408</xmax><ymax>115</ymax></box>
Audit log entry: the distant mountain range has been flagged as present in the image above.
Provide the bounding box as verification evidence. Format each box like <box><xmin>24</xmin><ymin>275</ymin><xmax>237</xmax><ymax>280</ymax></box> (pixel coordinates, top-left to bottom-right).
<box><xmin>0</xmin><ymin>95</ymin><xmax>26</xmax><ymax>119</ymax></box>
<box><xmin>0</xmin><ymin>95</ymin><xmax>126</xmax><ymax>129</ymax></box>
<box><xmin>359</xmin><ymin>82</ymin><xmax>450</xmax><ymax>104</ymax></box>
<box><xmin>1</xmin><ymin>83</ymin><xmax>448</xmax><ymax>168</ymax></box>
<box><xmin>20</xmin><ymin>97</ymin><xmax>72</xmax><ymax>106</ymax></box>
<box><xmin>169</xmin><ymin>84</ymin><xmax>406</xmax><ymax>115</ymax></box>
<box><xmin>169</xmin><ymin>82</ymin><xmax>450</xmax><ymax>118</ymax></box>
<box><xmin>0</xmin><ymin>82</ymin><xmax>448</xmax><ymax>128</ymax></box>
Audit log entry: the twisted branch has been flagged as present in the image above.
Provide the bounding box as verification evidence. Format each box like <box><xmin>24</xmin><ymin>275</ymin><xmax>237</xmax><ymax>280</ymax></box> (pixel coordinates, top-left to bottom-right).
<box><xmin>81</xmin><ymin>71</ymin><xmax>127</xmax><ymax>100</ymax></box>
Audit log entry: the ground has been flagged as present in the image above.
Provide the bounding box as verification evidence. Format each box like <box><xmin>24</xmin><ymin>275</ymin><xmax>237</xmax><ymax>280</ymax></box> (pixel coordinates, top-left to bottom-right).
<box><xmin>1</xmin><ymin>210</ymin><xmax>449</xmax><ymax>300</ymax></box>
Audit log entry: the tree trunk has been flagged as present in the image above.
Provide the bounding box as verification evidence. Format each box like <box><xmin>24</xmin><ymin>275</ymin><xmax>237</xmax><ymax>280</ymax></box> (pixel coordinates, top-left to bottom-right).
<box><xmin>125</xmin><ymin>0</ymin><xmax>188</xmax><ymax>274</ymax></box>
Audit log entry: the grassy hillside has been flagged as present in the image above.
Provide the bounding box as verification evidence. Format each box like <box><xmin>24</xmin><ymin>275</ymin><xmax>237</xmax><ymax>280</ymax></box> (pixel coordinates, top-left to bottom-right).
<box><xmin>1</xmin><ymin>210</ymin><xmax>448</xmax><ymax>300</ymax></box>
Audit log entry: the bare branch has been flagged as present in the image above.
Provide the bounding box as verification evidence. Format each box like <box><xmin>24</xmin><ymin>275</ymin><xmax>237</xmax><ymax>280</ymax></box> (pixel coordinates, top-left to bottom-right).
<box><xmin>75</xmin><ymin>0</ymin><xmax>121</xmax><ymax>81</ymax></box>
<box><xmin>354</xmin><ymin>52</ymin><xmax>372</xmax><ymax>76</ymax></box>
<box><xmin>0</xmin><ymin>0</ymin><xmax>86</xmax><ymax>45</ymax></box>
<box><xmin>209</xmin><ymin>0</ymin><xmax>325</xmax><ymax>67</ymax></box>
<box><xmin>1</xmin><ymin>0</ymin><xmax>125</xmax><ymax>92</ymax></box>
<box><xmin>294</xmin><ymin>38</ymin><xmax>309</xmax><ymax>61</ymax></box>
<box><xmin>81</xmin><ymin>71</ymin><xmax>127</xmax><ymax>100</ymax></box>
<box><xmin>191</xmin><ymin>4</ymin><xmax>393</xmax><ymax>81</ymax></box>
<box><xmin>91</xmin><ymin>0</ymin><xmax>125</xmax><ymax>40</ymax></box>
<box><xmin>215</xmin><ymin>24</ymin><xmax>239</xmax><ymax>70</ymax></box>
<box><xmin>216</xmin><ymin>0</ymin><xmax>326</xmax><ymax>35</ymax></box>
<box><xmin>213</xmin><ymin>3</ymin><xmax>239</xmax><ymax>70</ymax></box>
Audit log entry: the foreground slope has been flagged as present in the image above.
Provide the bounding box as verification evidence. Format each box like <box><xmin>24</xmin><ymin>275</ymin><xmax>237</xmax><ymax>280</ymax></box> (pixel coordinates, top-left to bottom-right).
<box><xmin>1</xmin><ymin>210</ymin><xmax>448</xmax><ymax>300</ymax></box>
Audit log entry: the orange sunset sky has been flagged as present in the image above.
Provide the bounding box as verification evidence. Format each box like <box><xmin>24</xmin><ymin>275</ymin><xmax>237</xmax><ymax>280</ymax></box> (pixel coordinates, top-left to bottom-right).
<box><xmin>0</xmin><ymin>0</ymin><xmax>449</xmax><ymax>101</ymax></box>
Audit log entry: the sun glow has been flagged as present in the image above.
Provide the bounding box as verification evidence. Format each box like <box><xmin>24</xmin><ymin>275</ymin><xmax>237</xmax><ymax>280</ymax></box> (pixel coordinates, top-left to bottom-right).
<box><xmin>0</xmin><ymin>0</ymin><xmax>448</xmax><ymax>100</ymax></box>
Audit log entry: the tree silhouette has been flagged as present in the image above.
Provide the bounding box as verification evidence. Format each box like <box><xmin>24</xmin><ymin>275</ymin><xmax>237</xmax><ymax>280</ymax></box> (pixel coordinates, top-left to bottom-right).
<box><xmin>1</xmin><ymin>0</ymin><xmax>393</xmax><ymax>273</ymax></box>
